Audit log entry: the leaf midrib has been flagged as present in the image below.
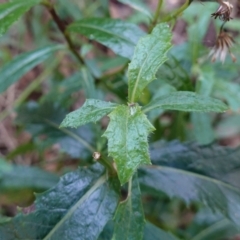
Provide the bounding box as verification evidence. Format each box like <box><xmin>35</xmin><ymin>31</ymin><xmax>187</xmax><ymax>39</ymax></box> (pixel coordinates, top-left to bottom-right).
<box><xmin>69</xmin><ymin>23</ymin><xmax>135</xmax><ymax>45</ymax></box>
<box><xmin>146</xmin><ymin>165</ymin><xmax>240</xmax><ymax>194</ymax></box>
<box><xmin>43</xmin><ymin>174</ymin><xmax>107</xmax><ymax>240</ymax></box>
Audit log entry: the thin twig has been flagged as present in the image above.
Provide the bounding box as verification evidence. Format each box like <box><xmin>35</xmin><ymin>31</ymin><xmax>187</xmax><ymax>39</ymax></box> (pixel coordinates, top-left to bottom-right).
<box><xmin>42</xmin><ymin>2</ymin><xmax>85</xmax><ymax>65</ymax></box>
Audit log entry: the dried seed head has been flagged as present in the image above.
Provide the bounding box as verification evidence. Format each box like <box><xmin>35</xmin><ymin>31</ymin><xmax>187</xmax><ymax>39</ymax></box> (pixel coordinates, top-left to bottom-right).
<box><xmin>211</xmin><ymin>1</ymin><xmax>233</xmax><ymax>22</ymax></box>
<box><xmin>209</xmin><ymin>30</ymin><xmax>236</xmax><ymax>63</ymax></box>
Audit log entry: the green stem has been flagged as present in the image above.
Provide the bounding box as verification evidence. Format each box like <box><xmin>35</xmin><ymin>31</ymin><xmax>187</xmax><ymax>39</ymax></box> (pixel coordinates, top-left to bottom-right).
<box><xmin>161</xmin><ymin>0</ymin><xmax>190</xmax><ymax>22</ymax></box>
<box><xmin>149</xmin><ymin>0</ymin><xmax>163</xmax><ymax>32</ymax></box>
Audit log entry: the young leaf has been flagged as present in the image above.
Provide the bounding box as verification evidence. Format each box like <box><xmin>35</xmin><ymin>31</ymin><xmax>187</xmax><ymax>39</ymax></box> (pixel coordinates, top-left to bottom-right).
<box><xmin>0</xmin><ymin>44</ymin><xmax>65</xmax><ymax>93</ymax></box>
<box><xmin>0</xmin><ymin>158</ymin><xmax>59</xmax><ymax>204</ymax></box>
<box><xmin>60</xmin><ymin>99</ymin><xmax>118</xmax><ymax>128</ymax></box>
<box><xmin>0</xmin><ymin>164</ymin><xmax>120</xmax><ymax>240</ymax></box>
<box><xmin>112</xmin><ymin>175</ymin><xmax>145</xmax><ymax>240</ymax></box>
<box><xmin>0</xmin><ymin>0</ymin><xmax>41</xmax><ymax>36</ymax></box>
<box><xmin>139</xmin><ymin>165</ymin><xmax>240</xmax><ymax>226</ymax></box>
<box><xmin>143</xmin><ymin>91</ymin><xmax>228</xmax><ymax>113</ymax></box>
<box><xmin>67</xmin><ymin>18</ymin><xmax>145</xmax><ymax>59</ymax></box>
<box><xmin>103</xmin><ymin>105</ymin><xmax>155</xmax><ymax>185</ymax></box>
<box><xmin>128</xmin><ymin>23</ymin><xmax>172</xmax><ymax>102</ymax></box>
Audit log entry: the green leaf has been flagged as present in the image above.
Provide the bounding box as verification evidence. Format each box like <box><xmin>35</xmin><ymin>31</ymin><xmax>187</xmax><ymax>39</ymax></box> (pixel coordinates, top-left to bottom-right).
<box><xmin>188</xmin><ymin>208</ymin><xmax>239</xmax><ymax>240</ymax></box>
<box><xmin>144</xmin><ymin>222</ymin><xmax>180</xmax><ymax>240</ymax></box>
<box><xmin>143</xmin><ymin>91</ymin><xmax>228</xmax><ymax>113</ymax></box>
<box><xmin>103</xmin><ymin>105</ymin><xmax>155</xmax><ymax>184</ymax></box>
<box><xmin>112</xmin><ymin>175</ymin><xmax>145</xmax><ymax>240</ymax></box>
<box><xmin>213</xmin><ymin>80</ymin><xmax>240</xmax><ymax>112</ymax></box>
<box><xmin>190</xmin><ymin>113</ymin><xmax>215</xmax><ymax>144</ymax></box>
<box><xmin>0</xmin><ymin>164</ymin><xmax>120</xmax><ymax>240</ymax></box>
<box><xmin>149</xmin><ymin>141</ymin><xmax>240</xmax><ymax>185</ymax></box>
<box><xmin>0</xmin><ymin>44</ymin><xmax>65</xmax><ymax>93</ymax></box>
<box><xmin>60</xmin><ymin>99</ymin><xmax>118</xmax><ymax>129</ymax></box>
<box><xmin>0</xmin><ymin>0</ymin><xmax>41</xmax><ymax>36</ymax></box>
<box><xmin>139</xmin><ymin>165</ymin><xmax>240</xmax><ymax>226</ymax></box>
<box><xmin>0</xmin><ymin>158</ymin><xmax>59</xmax><ymax>204</ymax></box>
<box><xmin>16</xmin><ymin>101</ymin><xmax>95</xmax><ymax>159</ymax></box>
<box><xmin>128</xmin><ymin>23</ymin><xmax>172</xmax><ymax>102</ymax></box>
<box><xmin>67</xmin><ymin>18</ymin><xmax>145</xmax><ymax>59</ymax></box>
<box><xmin>117</xmin><ymin>0</ymin><xmax>152</xmax><ymax>19</ymax></box>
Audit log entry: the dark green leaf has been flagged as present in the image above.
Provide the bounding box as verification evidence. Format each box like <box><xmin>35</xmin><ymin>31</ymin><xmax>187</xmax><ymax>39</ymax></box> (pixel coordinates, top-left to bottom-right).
<box><xmin>0</xmin><ymin>0</ymin><xmax>41</xmax><ymax>36</ymax></box>
<box><xmin>187</xmin><ymin>208</ymin><xmax>239</xmax><ymax>240</ymax></box>
<box><xmin>128</xmin><ymin>23</ymin><xmax>172</xmax><ymax>102</ymax></box>
<box><xmin>60</xmin><ymin>99</ymin><xmax>118</xmax><ymax>129</ymax></box>
<box><xmin>67</xmin><ymin>18</ymin><xmax>145</xmax><ymax>59</ymax></box>
<box><xmin>103</xmin><ymin>105</ymin><xmax>155</xmax><ymax>184</ymax></box>
<box><xmin>0</xmin><ymin>158</ymin><xmax>59</xmax><ymax>204</ymax></box>
<box><xmin>16</xmin><ymin>101</ymin><xmax>95</xmax><ymax>159</ymax></box>
<box><xmin>139</xmin><ymin>165</ymin><xmax>240</xmax><ymax>226</ymax></box>
<box><xmin>143</xmin><ymin>91</ymin><xmax>228</xmax><ymax>113</ymax></box>
<box><xmin>149</xmin><ymin>141</ymin><xmax>240</xmax><ymax>187</ymax></box>
<box><xmin>0</xmin><ymin>164</ymin><xmax>120</xmax><ymax>240</ymax></box>
<box><xmin>0</xmin><ymin>44</ymin><xmax>65</xmax><ymax>93</ymax></box>
<box><xmin>112</xmin><ymin>175</ymin><xmax>145</xmax><ymax>240</ymax></box>
<box><xmin>144</xmin><ymin>222</ymin><xmax>179</xmax><ymax>240</ymax></box>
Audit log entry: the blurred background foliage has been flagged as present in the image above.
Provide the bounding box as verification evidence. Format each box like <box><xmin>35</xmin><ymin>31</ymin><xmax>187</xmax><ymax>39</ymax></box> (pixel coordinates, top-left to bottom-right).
<box><xmin>0</xmin><ymin>0</ymin><xmax>240</xmax><ymax>239</ymax></box>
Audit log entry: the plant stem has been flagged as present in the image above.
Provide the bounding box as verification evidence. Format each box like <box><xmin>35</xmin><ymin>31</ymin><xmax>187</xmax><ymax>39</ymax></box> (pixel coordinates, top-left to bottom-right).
<box><xmin>161</xmin><ymin>0</ymin><xmax>190</xmax><ymax>23</ymax></box>
<box><xmin>149</xmin><ymin>0</ymin><xmax>163</xmax><ymax>32</ymax></box>
<box><xmin>42</xmin><ymin>2</ymin><xmax>85</xmax><ymax>65</ymax></box>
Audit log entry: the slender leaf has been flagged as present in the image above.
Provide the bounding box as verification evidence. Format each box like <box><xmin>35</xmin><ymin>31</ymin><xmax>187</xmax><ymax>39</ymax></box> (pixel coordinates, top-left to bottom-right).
<box><xmin>128</xmin><ymin>23</ymin><xmax>172</xmax><ymax>102</ymax></box>
<box><xmin>60</xmin><ymin>99</ymin><xmax>118</xmax><ymax>129</ymax></box>
<box><xmin>143</xmin><ymin>91</ymin><xmax>228</xmax><ymax>113</ymax></box>
<box><xmin>0</xmin><ymin>164</ymin><xmax>120</xmax><ymax>240</ymax></box>
<box><xmin>112</xmin><ymin>175</ymin><xmax>145</xmax><ymax>240</ymax></box>
<box><xmin>149</xmin><ymin>140</ymin><xmax>240</xmax><ymax>187</ymax></box>
<box><xmin>117</xmin><ymin>0</ymin><xmax>152</xmax><ymax>19</ymax></box>
<box><xmin>103</xmin><ymin>105</ymin><xmax>155</xmax><ymax>184</ymax></box>
<box><xmin>67</xmin><ymin>18</ymin><xmax>145</xmax><ymax>59</ymax></box>
<box><xmin>0</xmin><ymin>44</ymin><xmax>65</xmax><ymax>93</ymax></box>
<box><xmin>0</xmin><ymin>158</ymin><xmax>59</xmax><ymax>204</ymax></box>
<box><xmin>16</xmin><ymin>101</ymin><xmax>95</xmax><ymax>158</ymax></box>
<box><xmin>188</xmin><ymin>208</ymin><xmax>239</xmax><ymax>240</ymax></box>
<box><xmin>139</xmin><ymin>165</ymin><xmax>240</xmax><ymax>226</ymax></box>
<box><xmin>144</xmin><ymin>222</ymin><xmax>180</xmax><ymax>240</ymax></box>
<box><xmin>0</xmin><ymin>0</ymin><xmax>41</xmax><ymax>36</ymax></box>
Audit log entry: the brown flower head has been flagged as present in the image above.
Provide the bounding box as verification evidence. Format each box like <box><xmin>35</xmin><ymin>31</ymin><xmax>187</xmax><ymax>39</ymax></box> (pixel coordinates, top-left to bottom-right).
<box><xmin>209</xmin><ymin>30</ymin><xmax>236</xmax><ymax>63</ymax></box>
<box><xmin>211</xmin><ymin>0</ymin><xmax>233</xmax><ymax>21</ymax></box>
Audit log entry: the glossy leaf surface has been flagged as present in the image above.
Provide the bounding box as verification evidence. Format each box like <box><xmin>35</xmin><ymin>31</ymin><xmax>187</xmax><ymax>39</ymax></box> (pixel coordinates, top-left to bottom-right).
<box><xmin>128</xmin><ymin>23</ymin><xmax>172</xmax><ymax>102</ymax></box>
<box><xmin>0</xmin><ymin>44</ymin><xmax>65</xmax><ymax>93</ymax></box>
<box><xmin>112</xmin><ymin>175</ymin><xmax>145</xmax><ymax>240</ymax></box>
<box><xmin>0</xmin><ymin>0</ymin><xmax>41</xmax><ymax>36</ymax></box>
<box><xmin>67</xmin><ymin>18</ymin><xmax>145</xmax><ymax>59</ymax></box>
<box><xmin>60</xmin><ymin>99</ymin><xmax>118</xmax><ymax>129</ymax></box>
<box><xmin>139</xmin><ymin>165</ymin><xmax>240</xmax><ymax>226</ymax></box>
<box><xmin>103</xmin><ymin>105</ymin><xmax>155</xmax><ymax>184</ymax></box>
<box><xmin>0</xmin><ymin>164</ymin><xmax>120</xmax><ymax>240</ymax></box>
<box><xmin>143</xmin><ymin>91</ymin><xmax>228</xmax><ymax>113</ymax></box>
